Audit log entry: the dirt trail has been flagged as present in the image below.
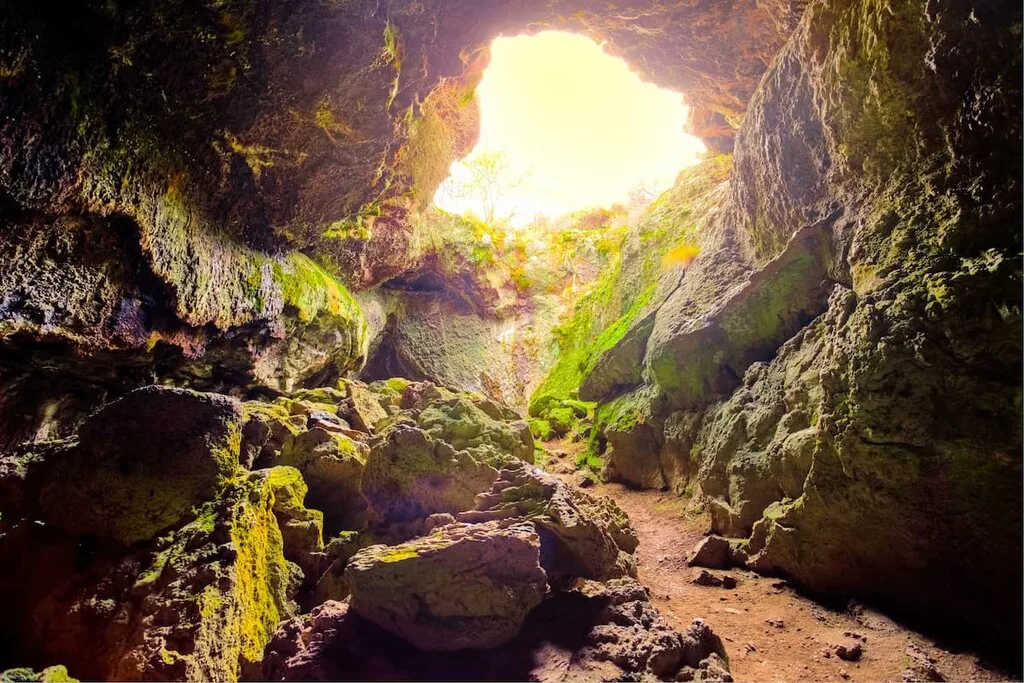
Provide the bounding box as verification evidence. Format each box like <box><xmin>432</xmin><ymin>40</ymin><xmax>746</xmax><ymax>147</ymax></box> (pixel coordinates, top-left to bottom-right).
<box><xmin>542</xmin><ymin>445</ymin><xmax>1013</xmax><ymax>682</ymax></box>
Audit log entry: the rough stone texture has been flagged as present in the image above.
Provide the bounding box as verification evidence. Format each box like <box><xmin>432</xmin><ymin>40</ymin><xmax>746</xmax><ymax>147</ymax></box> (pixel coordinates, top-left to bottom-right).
<box><xmin>273</xmin><ymin>426</ymin><xmax>369</xmax><ymax>532</ymax></box>
<box><xmin>688</xmin><ymin>536</ymin><xmax>732</xmax><ymax>570</ymax></box>
<box><xmin>0</xmin><ymin>470</ymin><xmax>298</xmax><ymax>681</ymax></box>
<box><xmin>38</xmin><ymin>386</ymin><xmax>242</xmax><ymax>544</ymax></box>
<box><xmin>0</xmin><ymin>0</ymin><xmax>796</xmax><ymax>420</ymax></box>
<box><xmin>361</xmin><ymin>423</ymin><xmax>499</xmax><ymax>524</ymax></box>
<box><xmin>460</xmin><ymin>463</ymin><xmax>639</xmax><ymax>581</ymax></box>
<box><xmin>417</xmin><ymin>396</ymin><xmax>534</xmax><ymax>465</ymax></box>
<box><xmin>262</xmin><ymin>466</ymin><xmax>326</xmax><ymax>580</ymax></box>
<box><xmin>559</xmin><ymin>0</ymin><xmax>1022</xmax><ymax>660</ymax></box>
<box><xmin>346</xmin><ymin>521</ymin><xmax>547</xmax><ymax>651</ymax></box>
<box><xmin>262</xmin><ymin>579</ymin><xmax>730</xmax><ymax>681</ymax></box>
<box><xmin>0</xmin><ymin>667</ymin><xmax>77</xmax><ymax>683</ymax></box>
<box><xmin>360</xmin><ymin>288</ymin><xmax>552</xmax><ymax>411</ymax></box>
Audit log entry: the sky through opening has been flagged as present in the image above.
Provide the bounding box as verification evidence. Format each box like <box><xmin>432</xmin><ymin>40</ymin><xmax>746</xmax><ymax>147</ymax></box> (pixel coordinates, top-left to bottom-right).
<box><xmin>434</xmin><ymin>31</ymin><xmax>706</xmax><ymax>226</ymax></box>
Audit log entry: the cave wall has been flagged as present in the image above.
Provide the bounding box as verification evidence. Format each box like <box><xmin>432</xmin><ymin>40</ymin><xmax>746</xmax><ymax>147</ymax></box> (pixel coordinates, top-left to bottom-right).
<box><xmin>0</xmin><ymin>0</ymin><xmax>1020</xmax><ymax>661</ymax></box>
<box><xmin>0</xmin><ymin>0</ymin><xmax>798</xmax><ymax>446</ymax></box>
<box><xmin>577</xmin><ymin>0</ymin><xmax>1022</xmax><ymax>657</ymax></box>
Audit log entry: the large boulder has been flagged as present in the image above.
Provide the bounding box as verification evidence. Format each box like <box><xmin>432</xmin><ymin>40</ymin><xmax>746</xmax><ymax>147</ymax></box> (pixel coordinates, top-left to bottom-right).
<box><xmin>38</xmin><ymin>386</ymin><xmax>242</xmax><ymax>544</ymax></box>
<box><xmin>275</xmin><ymin>427</ymin><xmax>368</xmax><ymax>531</ymax></box>
<box><xmin>417</xmin><ymin>396</ymin><xmax>534</xmax><ymax>465</ymax></box>
<box><xmin>345</xmin><ymin>521</ymin><xmax>547</xmax><ymax>651</ymax></box>
<box><xmin>0</xmin><ymin>470</ymin><xmax>298</xmax><ymax>681</ymax></box>
<box><xmin>360</xmin><ymin>424</ymin><xmax>499</xmax><ymax>524</ymax></box>
<box><xmin>460</xmin><ymin>463</ymin><xmax>639</xmax><ymax>581</ymax></box>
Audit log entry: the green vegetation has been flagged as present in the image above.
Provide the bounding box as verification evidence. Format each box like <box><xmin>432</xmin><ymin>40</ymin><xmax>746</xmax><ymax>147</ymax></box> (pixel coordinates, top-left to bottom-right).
<box><xmin>529</xmin><ymin>155</ymin><xmax>733</xmax><ymax>421</ymax></box>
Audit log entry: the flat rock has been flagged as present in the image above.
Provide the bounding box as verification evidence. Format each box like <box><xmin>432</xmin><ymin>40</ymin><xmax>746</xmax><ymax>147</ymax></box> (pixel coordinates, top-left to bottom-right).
<box><xmin>346</xmin><ymin>520</ymin><xmax>546</xmax><ymax>651</ymax></box>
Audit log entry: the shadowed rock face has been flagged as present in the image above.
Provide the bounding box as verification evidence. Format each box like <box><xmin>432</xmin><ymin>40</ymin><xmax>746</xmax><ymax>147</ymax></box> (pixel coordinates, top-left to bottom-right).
<box><xmin>559</xmin><ymin>0</ymin><xmax>1022</xmax><ymax>663</ymax></box>
<box><xmin>0</xmin><ymin>0</ymin><xmax>797</xmax><ymax>447</ymax></box>
<box><xmin>0</xmin><ymin>0</ymin><xmax>1021</xmax><ymax>675</ymax></box>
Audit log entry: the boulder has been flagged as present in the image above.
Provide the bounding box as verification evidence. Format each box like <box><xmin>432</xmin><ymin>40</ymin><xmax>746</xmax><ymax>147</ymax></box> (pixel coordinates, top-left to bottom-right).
<box><xmin>274</xmin><ymin>428</ymin><xmax>368</xmax><ymax>531</ymax></box>
<box><xmin>417</xmin><ymin>397</ymin><xmax>534</xmax><ymax>465</ymax></box>
<box><xmin>460</xmin><ymin>463</ymin><xmax>638</xmax><ymax>581</ymax></box>
<box><xmin>242</xmin><ymin>401</ymin><xmax>307</xmax><ymax>470</ymax></box>
<box><xmin>341</xmin><ymin>383</ymin><xmax>389</xmax><ymax>433</ymax></box>
<box><xmin>0</xmin><ymin>666</ymin><xmax>78</xmax><ymax>682</ymax></box>
<box><xmin>574</xmin><ymin>579</ymin><xmax>730</xmax><ymax>680</ymax></box>
<box><xmin>1</xmin><ymin>470</ymin><xmax>298</xmax><ymax>681</ymax></box>
<box><xmin>361</xmin><ymin>424</ymin><xmax>499</xmax><ymax>524</ymax></box>
<box><xmin>262</xmin><ymin>466</ymin><xmax>325</xmax><ymax>579</ymax></box>
<box><xmin>38</xmin><ymin>386</ymin><xmax>242</xmax><ymax>545</ymax></box>
<box><xmin>688</xmin><ymin>536</ymin><xmax>733</xmax><ymax>570</ymax></box>
<box><xmin>345</xmin><ymin>521</ymin><xmax>547</xmax><ymax>651</ymax></box>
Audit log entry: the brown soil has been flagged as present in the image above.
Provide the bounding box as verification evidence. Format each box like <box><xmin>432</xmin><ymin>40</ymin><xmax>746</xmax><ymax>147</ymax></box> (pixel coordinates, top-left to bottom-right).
<box><xmin>541</xmin><ymin>441</ymin><xmax>1015</xmax><ymax>682</ymax></box>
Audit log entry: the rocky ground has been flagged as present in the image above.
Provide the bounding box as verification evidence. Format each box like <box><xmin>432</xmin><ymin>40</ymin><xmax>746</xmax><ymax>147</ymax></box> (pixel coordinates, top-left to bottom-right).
<box><xmin>0</xmin><ymin>379</ymin><xmax>732</xmax><ymax>682</ymax></box>
<box><xmin>542</xmin><ymin>438</ymin><xmax>1016</xmax><ymax>683</ymax></box>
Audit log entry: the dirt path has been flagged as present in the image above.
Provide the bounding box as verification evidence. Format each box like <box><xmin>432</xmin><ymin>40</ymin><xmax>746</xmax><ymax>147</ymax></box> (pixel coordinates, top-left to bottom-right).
<box><xmin>541</xmin><ymin>444</ymin><xmax>1013</xmax><ymax>682</ymax></box>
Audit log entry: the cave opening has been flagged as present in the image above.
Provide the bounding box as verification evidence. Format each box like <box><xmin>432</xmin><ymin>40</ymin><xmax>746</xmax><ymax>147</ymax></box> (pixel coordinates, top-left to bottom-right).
<box><xmin>433</xmin><ymin>30</ymin><xmax>706</xmax><ymax>229</ymax></box>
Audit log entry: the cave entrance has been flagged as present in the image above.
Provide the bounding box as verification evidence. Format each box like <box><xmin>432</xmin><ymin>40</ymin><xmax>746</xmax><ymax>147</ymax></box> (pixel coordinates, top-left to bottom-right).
<box><xmin>434</xmin><ymin>30</ymin><xmax>706</xmax><ymax>228</ymax></box>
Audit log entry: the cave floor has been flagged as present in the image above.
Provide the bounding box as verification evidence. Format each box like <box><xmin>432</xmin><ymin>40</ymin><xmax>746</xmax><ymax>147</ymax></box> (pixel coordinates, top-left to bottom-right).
<box><xmin>541</xmin><ymin>441</ymin><xmax>1013</xmax><ymax>683</ymax></box>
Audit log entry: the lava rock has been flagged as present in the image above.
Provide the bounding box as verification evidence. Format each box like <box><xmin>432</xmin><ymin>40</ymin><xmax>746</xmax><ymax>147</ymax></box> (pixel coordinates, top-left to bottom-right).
<box><xmin>346</xmin><ymin>521</ymin><xmax>547</xmax><ymax>651</ymax></box>
<box><xmin>361</xmin><ymin>424</ymin><xmax>499</xmax><ymax>524</ymax></box>
<box><xmin>459</xmin><ymin>462</ymin><xmax>639</xmax><ymax>581</ymax></box>
<box><xmin>688</xmin><ymin>536</ymin><xmax>732</xmax><ymax>569</ymax></box>
<box><xmin>38</xmin><ymin>386</ymin><xmax>242</xmax><ymax>544</ymax></box>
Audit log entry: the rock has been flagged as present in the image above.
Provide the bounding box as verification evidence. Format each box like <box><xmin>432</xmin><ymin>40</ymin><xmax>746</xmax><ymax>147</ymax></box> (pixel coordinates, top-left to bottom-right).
<box><xmin>345</xmin><ymin>521</ymin><xmax>547</xmax><ymax>651</ymax></box>
<box><xmin>38</xmin><ymin>386</ymin><xmax>242</xmax><ymax>545</ymax></box>
<box><xmin>1</xmin><ymin>469</ymin><xmax>298</xmax><ymax>681</ymax></box>
<box><xmin>688</xmin><ymin>536</ymin><xmax>732</xmax><ymax>570</ymax></box>
<box><xmin>261</xmin><ymin>601</ymin><xmax>359</xmax><ymax>681</ymax></box>
<box><xmin>264</xmin><ymin>577</ymin><xmax>730</xmax><ymax>682</ymax></box>
<box><xmin>576</xmin><ymin>579</ymin><xmax>730</xmax><ymax>679</ymax></box>
<box><xmin>902</xmin><ymin>643</ymin><xmax>944</xmax><ymax>682</ymax></box>
<box><xmin>0</xmin><ymin>666</ymin><xmax>77</xmax><ymax>682</ymax></box>
<box><xmin>722</xmin><ymin>575</ymin><xmax>738</xmax><ymax>589</ymax></box>
<box><xmin>593</xmin><ymin>387</ymin><xmax>669</xmax><ymax>489</ymax></box>
<box><xmin>361</xmin><ymin>424</ymin><xmax>499</xmax><ymax>524</ymax></box>
<box><xmin>342</xmin><ymin>383</ymin><xmax>389</xmax><ymax>433</ymax></box>
<box><xmin>399</xmin><ymin>381</ymin><xmax>453</xmax><ymax>412</ymax></box>
<box><xmin>691</xmin><ymin>569</ymin><xmax>724</xmax><ymax>587</ymax></box>
<box><xmin>460</xmin><ymin>463</ymin><xmax>638</xmax><ymax>581</ymax></box>
<box><xmin>829</xmin><ymin>640</ymin><xmax>864</xmax><ymax>662</ymax></box>
<box><xmin>243</xmin><ymin>401</ymin><xmax>306</xmax><ymax>469</ymax></box>
<box><xmin>262</xmin><ymin>466</ymin><xmax>325</xmax><ymax>578</ymax></box>
<box><xmin>274</xmin><ymin>427</ymin><xmax>368</xmax><ymax>531</ymax></box>
<box><xmin>416</xmin><ymin>397</ymin><xmax>534</xmax><ymax>465</ymax></box>
<box><xmin>765</xmin><ymin>617</ymin><xmax>785</xmax><ymax>629</ymax></box>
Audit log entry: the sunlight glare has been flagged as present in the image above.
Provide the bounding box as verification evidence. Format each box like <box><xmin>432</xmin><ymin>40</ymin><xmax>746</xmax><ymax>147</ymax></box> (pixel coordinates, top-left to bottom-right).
<box><xmin>434</xmin><ymin>31</ymin><xmax>706</xmax><ymax>226</ymax></box>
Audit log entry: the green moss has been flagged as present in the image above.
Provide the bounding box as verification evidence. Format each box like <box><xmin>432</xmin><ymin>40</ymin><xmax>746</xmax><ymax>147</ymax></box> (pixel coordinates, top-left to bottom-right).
<box><xmin>530</xmin><ymin>156</ymin><xmax>733</xmax><ymax>414</ymax></box>
<box><xmin>1</xmin><ymin>667</ymin><xmax>78</xmax><ymax>683</ymax></box>
<box><xmin>527</xmin><ymin>418</ymin><xmax>554</xmax><ymax>441</ymax></box>
<box><xmin>223</xmin><ymin>476</ymin><xmax>295</xmax><ymax>668</ymax></box>
<box><xmin>377</xmin><ymin>547</ymin><xmax>420</xmax><ymax>563</ymax></box>
<box><xmin>270</xmin><ymin>252</ymin><xmax>362</xmax><ymax>323</ymax></box>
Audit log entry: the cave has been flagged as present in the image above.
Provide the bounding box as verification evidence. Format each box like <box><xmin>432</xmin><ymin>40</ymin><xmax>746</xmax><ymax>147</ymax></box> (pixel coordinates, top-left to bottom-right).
<box><xmin>0</xmin><ymin>0</ymin><xmax>1020</xmax><ymax>681</ymax></box>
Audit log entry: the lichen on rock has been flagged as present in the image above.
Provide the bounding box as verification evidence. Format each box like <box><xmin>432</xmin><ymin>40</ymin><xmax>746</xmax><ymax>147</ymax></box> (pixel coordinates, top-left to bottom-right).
<box><xmin>346</xmin><ymin>521</ymin><xmax>547</xmax><ymax>651</ymax></box>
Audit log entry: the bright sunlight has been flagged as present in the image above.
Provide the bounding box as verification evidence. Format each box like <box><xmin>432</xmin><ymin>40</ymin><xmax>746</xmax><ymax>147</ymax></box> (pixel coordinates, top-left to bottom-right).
<box><xmin>434</xmin><ymin>31</ymin><xmax>706</xmax><ymax>225</ymax></box>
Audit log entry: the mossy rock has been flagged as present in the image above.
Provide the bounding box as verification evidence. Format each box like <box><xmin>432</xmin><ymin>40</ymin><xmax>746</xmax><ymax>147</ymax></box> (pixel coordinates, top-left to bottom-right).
<box><xmin>39</xmin><ymin>386</ymin><xmax>243</xmax><ymax>545</ymax></box>
<box><xmin>1</xmin><ymin>667</ymin><xmax>77</xmax><ymax>683</ymax></box>
<box><xmin>417</xmin><ymin>397</ymin><xmax>534</xmax><ymax>465</ymax></box>
<box><xmin>346</xmin><ymin>521</ymin><xmax>546</xmax><ymax>651</ymax></box>
<box><xmin>361</xmin><ymin>424</ymin><xmax>499</xmax><ymax>524</ymax></box>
